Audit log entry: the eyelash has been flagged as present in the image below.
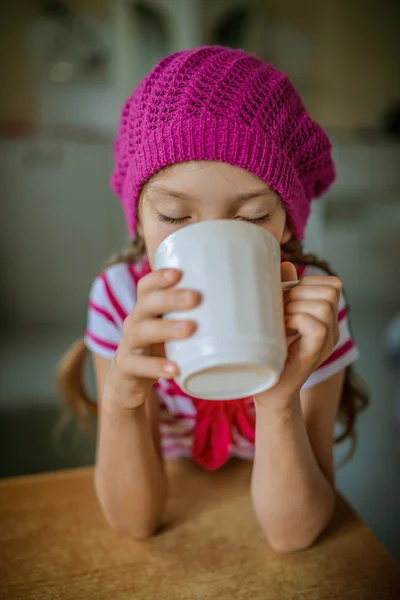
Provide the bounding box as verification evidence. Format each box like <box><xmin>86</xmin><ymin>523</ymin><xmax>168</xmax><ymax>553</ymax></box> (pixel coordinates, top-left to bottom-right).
<box><xmin>241</xmin><ymin>214</ymin><xmax>272</xmax><ymax>225</ymax></box>
<box><xmin>157</xmin><ymin>213</ymin><xmax>189</xmax><ymax>225</ymax></box>
<box><xmin>156</xmin><ymin>213</ymin><xmax>272</xmax><ymax>225</ymax></box>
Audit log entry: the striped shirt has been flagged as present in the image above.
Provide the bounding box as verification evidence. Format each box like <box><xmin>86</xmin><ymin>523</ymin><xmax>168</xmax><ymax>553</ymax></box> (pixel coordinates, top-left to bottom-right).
<box><xmin>85</xmin><ymin>256</ymin><xmax>359</xmax><ymax>469</ymax></box>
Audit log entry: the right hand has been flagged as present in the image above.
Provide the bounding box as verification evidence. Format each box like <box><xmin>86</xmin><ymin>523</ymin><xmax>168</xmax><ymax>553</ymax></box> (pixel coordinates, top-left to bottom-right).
<box><xmin>104</xmin><ymin>268</ymin><xmax>200</xmax><ymax>409</ymax></box>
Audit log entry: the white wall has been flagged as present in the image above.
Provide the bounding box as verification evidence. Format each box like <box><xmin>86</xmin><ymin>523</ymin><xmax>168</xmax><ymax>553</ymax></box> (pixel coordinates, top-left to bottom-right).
<box><xmin>0</xmin><ymin>137</ymin><xmax>126</xmax><ymax>325</ymax></box>
<box><xmin>323</xmin><ymin>142</ymin><xmax>400</xmax><ymax>305</ymax></box>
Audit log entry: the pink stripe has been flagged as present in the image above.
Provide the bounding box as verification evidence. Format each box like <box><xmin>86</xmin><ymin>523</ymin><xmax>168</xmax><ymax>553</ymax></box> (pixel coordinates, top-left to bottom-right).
<box><xmin>89</xmin><ymin>301</ymin><xmax>117</xmax><ymax>326</ymax></box>
<box><xmin>297</xmin><ymin>264</ymin><xmax>307</xmax><ymax>278</ymax></box>
<box><xmin>127</xmin><ymin>259</ymin><xmax>151</xmax><ymax>288</ymax></box>
<box><xmin>160</xmin><ymin>414</ymin><xmax>185</xmax><ymax>424</ymax></box>
<box><xmin>100</xmin><ymin>272</ymin><xmax>127</xmax><ymax>322</ymax></box>
<box><xmin>158</xmin><ymin>406</ymin><xmax>196</xmax><ymax>421</ymax></box>
<box><xmin>160</xmin><ymin>427</ymin><xmax>193</xmax><ymax>439</ymax></box>
<box><xmin>160</xmin><ymin>415</ymin><xmax>194</xmax><ymax>427</ymax></box>
<box><xmin>318</xmin><ymin>338</ymin><xmax>355</xmax><ymax>369</ymax></box>
<box><xmin>127</xmin><ymin>263</ymin><xmax>140</xmax><ymax>287</ymax></box>
<box><xmin>170</xmin><ymin>412</ymin><xmax>196</xmax><ymax>420</ymax></box>
<box><xmin>338</xmin><ymin>307</ymin><xmax>347</xmax><ymax>322</ymax></box>
<box><xmin>85</xmin><ymin>329</ymin><xmax>118</xmax><ymax>352</ymax></box>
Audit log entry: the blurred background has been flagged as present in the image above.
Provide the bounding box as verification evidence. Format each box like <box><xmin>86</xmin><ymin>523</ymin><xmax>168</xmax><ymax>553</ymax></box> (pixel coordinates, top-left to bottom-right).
<box><xmin>0</xmin><ymin>0</ymin><xmax>399</xmax><ymax>560</ymax></box>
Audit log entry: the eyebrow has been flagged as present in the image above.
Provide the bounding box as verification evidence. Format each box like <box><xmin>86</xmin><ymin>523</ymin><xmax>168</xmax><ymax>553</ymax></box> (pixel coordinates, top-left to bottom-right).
<box><xmin>148</xmin><ymin>185</ymin><xmax>278</xmax><ymax>204</ymax></box>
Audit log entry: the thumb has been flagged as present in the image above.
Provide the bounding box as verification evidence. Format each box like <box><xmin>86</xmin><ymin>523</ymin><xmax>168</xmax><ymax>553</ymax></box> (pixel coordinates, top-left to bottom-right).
<box><xmin>281</xmin><ymin>261</ymin><xmax>297</xmax><ymax>283</ymax></box>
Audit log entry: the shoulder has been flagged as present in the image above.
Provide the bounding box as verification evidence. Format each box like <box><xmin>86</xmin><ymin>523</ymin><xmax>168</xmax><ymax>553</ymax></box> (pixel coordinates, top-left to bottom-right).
<box><xmin>85</xmin><ymin>256</ymin><xmax>150</xmax><ymax>358</ymax></box>
<box><xmin>89</xmin><ymin>262</ymin><xmax>136</xmax><ymax>321</ymax></box>
<box><xmin>89</xmin><ymin>257</ymin><xmax>151</xmax><ymax>318</ymax></box>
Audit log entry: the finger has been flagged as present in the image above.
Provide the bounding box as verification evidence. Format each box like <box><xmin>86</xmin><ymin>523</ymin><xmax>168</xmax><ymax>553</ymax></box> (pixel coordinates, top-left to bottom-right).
<box><xmin>285</xmin><ymin>312</ymin><xmax>329</xmax><ymax>358</ymax></box>
<box><xmin>285</xmin><ymin>299</ymin><xmax>336</xmax><ymax>326</ymax></box>
<box><xmin>297</xmin><ymin>276</ymin><xmax>342</xmax><ymax>301</ymax></box>
<box><xmin>287</xmin><ymin>284</ymin><xmax>340</xmax><ymax>308</ymax></box>
<box><xmin>128</xmin><ymin>318</ymin><xmax>196</xmax><ymax>348</ymax></box>
<box><xmin>281</xmin><ymin>261</ymin><xmax>298</xmax><ymax>283</ymax></box>
<box><xmin>116</xmin><ymin>353</ymin><xmax>179</xmax><ymax>380</ymax></box>
<box><xmin>136</xmin><ymin>268</ymin><xmax>182</xmax><ymax>298</ymax></box>
<box><xmin>287</xmin><ymin>284</ymin><xmax>339</xmax><ymax>322</ymax></box>
<box><xmin>134</xmin><ymin>288</ymin><xmax>201</xmax><ymax>321</ymax></box>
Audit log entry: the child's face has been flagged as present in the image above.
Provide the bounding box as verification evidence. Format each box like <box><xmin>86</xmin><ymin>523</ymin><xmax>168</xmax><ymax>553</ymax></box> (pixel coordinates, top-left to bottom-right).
<box><xmin>139</xmin><ymin>161</ymin><xmax>291</xmax><ymax>266</ymax></box>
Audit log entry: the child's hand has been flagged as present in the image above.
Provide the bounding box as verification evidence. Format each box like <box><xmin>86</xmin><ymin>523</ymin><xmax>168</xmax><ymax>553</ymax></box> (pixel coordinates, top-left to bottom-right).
<box><xmin>104</xmin><ymin>269</ymin><xmax>200</xmax><ymax>409</ymax></box>
<box><xmin>256</xmin><ymin>262</ymin><xmax>342</xmax><ymax>408</ymax></box>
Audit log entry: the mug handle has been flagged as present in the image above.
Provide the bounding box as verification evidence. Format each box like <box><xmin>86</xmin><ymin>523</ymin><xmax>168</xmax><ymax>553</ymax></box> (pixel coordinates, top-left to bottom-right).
<box><xmin>281</xmin><ymin>280</ymin><xmax>299</xmax><ymax>291</ymax></box>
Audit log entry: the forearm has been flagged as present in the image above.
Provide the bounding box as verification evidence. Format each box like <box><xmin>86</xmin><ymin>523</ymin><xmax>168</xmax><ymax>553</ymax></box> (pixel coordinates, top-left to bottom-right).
<box><xmin>95</xmin><ymin>397</ymin><xmax>167</xmax><ymax>539</ymax></box>
<box><xmin>251</xmin><ymin>394</ymin><xmax>335</xmax><ymax>552</ymax></box>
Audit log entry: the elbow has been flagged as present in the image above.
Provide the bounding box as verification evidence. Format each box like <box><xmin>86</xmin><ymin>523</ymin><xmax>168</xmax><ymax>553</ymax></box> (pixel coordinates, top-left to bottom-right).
<box><xmin>261</xmin><ymin>498</ymin><xmax>336</xmax><ymax>553</ymax></box>
<box><xmin>94</xmin><ymin>471</ymin><xmax>162</xmax><ymax>540</ymax></box>
<box><xmin>99</xmin><ymin>501</ymin><xmax>162</xmax><ymax>540</ymax></box>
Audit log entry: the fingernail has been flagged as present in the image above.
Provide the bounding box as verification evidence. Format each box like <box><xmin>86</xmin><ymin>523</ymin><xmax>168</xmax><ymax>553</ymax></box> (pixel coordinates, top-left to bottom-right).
<box><xmin>182</xmin><ymin>291</ymin><xmax>195</xmax><ymax>304</ymax></box>
<box><xmin>163</xmin><ymin>363</ymin><xmax>176</xmax><ymax>375</ymax></box>
<box><xmin>177</xmin><ymin>321</ymin><xmax>189</xmax><ymax>331</ymax></box>
<box><xmin>164</xmin><ymin>269</ymin><xmax>175</xmax><ymax>280</ymax></box>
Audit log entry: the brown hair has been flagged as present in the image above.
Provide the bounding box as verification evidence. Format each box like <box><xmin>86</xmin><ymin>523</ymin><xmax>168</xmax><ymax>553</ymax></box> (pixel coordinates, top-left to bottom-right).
<box><xmin>57</xmin><ymin>234</ymin><xmax>368</xmax><ymax>457</ymax></box>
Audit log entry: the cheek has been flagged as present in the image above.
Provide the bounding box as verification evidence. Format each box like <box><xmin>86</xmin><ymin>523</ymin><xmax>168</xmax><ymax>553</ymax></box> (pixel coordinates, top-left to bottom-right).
<box><xmin>142</xmin><ymin>229</ymin><xmax>165</xmax><ymax>269</ymax></box>
<box><xmin>139</xmin><ymin>200</ymin><xmax>165</xmax><ymax>267</ymax></box>
<box><xmin>262</xmin><ymin>212</ymin><xmax>287</xmax><ymax>244</ymax></box>
<box><xmin>141</xmin><ymin>219</ymin><xmax>174</xmax><ymax>269</ymax></box>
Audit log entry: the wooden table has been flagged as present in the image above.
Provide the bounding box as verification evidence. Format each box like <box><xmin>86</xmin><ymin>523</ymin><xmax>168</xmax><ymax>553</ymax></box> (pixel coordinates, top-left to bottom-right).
<box><xmin>0</xmin><ymin>461</ymin><xmax>399</xmax><ymax>600</ymax></box>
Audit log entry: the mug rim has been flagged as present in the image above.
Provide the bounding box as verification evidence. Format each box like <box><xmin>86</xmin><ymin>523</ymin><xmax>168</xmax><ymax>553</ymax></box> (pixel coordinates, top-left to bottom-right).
<box><xmin>154</xmin><ymin>219</ymin><xmax>280</xmax><ymax>264</ymax></box>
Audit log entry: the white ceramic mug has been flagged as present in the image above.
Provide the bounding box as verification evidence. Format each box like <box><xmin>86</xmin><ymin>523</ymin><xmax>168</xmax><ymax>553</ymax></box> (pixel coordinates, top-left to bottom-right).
<box><xmin>154</xmin><ymin>220</ymin><xmax>289</xmax><ymax>400</ymax></box>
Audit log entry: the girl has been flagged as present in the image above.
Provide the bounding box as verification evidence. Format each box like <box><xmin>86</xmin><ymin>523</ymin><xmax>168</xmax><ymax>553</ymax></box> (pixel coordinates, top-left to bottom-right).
<box><xmin>58</xmin><ymin>46</ymin><xmax>367</xmax><ymax>551</ymax></box>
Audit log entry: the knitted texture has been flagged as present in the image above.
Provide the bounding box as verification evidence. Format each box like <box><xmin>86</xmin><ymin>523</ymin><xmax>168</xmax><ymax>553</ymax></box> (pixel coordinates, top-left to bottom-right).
<box><xmin>111</xmin><ymin>46</ymin><xmax>335</xmax><ymax>240</ymax></box>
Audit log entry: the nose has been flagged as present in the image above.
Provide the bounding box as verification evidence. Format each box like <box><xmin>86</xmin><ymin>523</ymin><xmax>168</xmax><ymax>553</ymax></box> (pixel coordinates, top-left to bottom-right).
<box><xmin>197</xmin><ymin>214</ymin><xmax>233</xmax><ymax>223</ymax></box>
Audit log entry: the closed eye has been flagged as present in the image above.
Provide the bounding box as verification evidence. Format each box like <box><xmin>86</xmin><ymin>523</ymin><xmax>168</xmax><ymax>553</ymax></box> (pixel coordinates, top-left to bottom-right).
<box><xmin>156</xmin><ymin>213</ymin><xmax>191</xmax><ymax>225</ymax></box>
<box><xmin>239</xmin><ymin>214</ymin><xmax>272</xmax><ymax>225</ymax></box>
<box><xmin>156</xmin><ymin>213</ymin><xmax>272</xmax><ymax>225</ymax></box>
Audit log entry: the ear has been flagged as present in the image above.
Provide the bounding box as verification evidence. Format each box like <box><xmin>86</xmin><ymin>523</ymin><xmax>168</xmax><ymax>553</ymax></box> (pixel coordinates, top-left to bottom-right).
<box><xmin>281</xmin><ymin>223</ymin><xmax>292</xmax><ymax>245</ymax></box>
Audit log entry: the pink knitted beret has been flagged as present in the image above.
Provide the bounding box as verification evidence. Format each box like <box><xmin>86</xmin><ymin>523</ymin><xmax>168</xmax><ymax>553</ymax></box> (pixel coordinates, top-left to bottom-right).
<box><xmin>111</xmin><ymin>46</ymin><xmax>335</xmax><ymax>241</ymax></box>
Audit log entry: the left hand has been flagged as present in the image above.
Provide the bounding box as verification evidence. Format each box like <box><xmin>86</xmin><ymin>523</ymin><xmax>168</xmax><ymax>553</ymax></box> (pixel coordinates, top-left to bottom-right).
<box><xmin>255</xmin><ymin>262</ymin><xmax>342</xmax><ymax>408</ymax></box>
